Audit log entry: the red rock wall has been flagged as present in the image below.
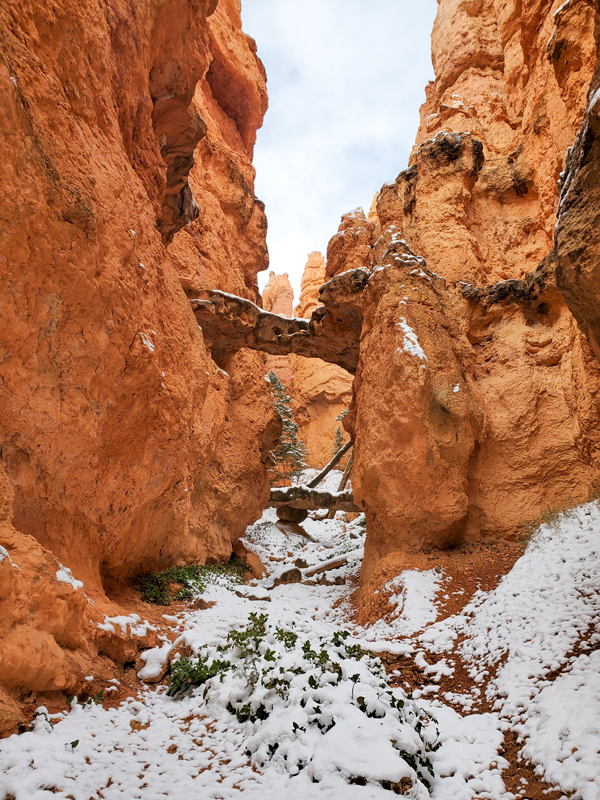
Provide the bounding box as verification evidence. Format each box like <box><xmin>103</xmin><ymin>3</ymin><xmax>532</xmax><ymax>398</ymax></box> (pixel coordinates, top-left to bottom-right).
<box><xmin>0</xmin><ymin>0</ymin><xmax>276</xmax><ymax>721</ymax></box>
<box><xmin>397</xmin><ymin>0</ymin><xmax>599</xmax><ymax>285</ymax></box>
<box><xmin>326</xmin><ymin>0</ymin><xmax>600</xmax><ymax>584</ymax></box>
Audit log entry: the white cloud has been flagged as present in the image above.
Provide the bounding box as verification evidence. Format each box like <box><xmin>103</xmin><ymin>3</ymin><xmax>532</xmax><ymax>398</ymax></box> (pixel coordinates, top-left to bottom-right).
<box><xmin>241</xmin><ymin>0</ymin><xmax>437</xmax><ymax>303</ymax></box>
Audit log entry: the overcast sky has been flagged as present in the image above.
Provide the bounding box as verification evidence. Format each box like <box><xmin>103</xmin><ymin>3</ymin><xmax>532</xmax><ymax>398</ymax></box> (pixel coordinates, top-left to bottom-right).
<box><xmin>240</xmin><ymin>0</ymin><xmax>438</xmax><ymax>303</ymax></box>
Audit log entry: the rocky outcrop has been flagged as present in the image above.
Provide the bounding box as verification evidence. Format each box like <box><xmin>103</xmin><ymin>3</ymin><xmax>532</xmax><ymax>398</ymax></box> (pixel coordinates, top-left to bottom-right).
<box><xmin>263</xmin><ymin>271</ymin><xmax>295</xmax><ymax>316</ymax></box>
<box><xmin>0</xmin><ymin>464</ymin><xmax>162</xmax><ymax>736</ymax></box>
<box><xmin>403</xmin><ymin>0</ymin><xmax>599</xmax><ymax>285</ymax></box>
<box><xmin>295</xmin><ymin>252</ymin><xmax>327</xmax><ymax>319</ymax></box>
<box><xmin>348</xmin><ymin>245</ymin><xmax>484</xmax><ymax>566</ymax></box>
<box><xmin>325</xmin><ymin>209</ymin><xmax>374</xmax><ymax>279</ymax></box>
<box><xmin>168</xmin><ymin>0</ymin><xmax>269</xmax><ymax>299</ymax></box>
<box><xmin>191</xmin><ymin>268</ymin><xmax>367</xmax><ymax>374</ymax></box>
<box><xmin>316</xmin><ymin>0</ymin><xmax>600</xmax><ymax>583</ymax></box>
<box><xmin>0</xmin><ymin>0</ymin><xmax>276</xmax><ymax>718</ymax></box>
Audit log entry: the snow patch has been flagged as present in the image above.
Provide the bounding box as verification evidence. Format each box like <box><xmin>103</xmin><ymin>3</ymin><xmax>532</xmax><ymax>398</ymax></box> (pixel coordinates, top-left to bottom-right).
<box><xmin>139</xmin><ymin>331</ymin><xmax>155</xmax><ymax>352</ymax></box>
<box><xmin>97</xmin><ymin>614</ymin><xmax>155</xmax><ymax>637</ymax></box>
<box><xmin>138</xmin><ymin>641</ymin><xmax>174</xmax><ymax>681</ymax></box>
<box><xmin>0</xmin><ymin>545</ymin><xmax>20</xmax><ymax>571</ymax></box>
<box><xmin>396</xmin><ymin>318</ymin><xmax>428</xmax><ymax>362</ymax></box>
<box><xmin>56</xmin><ymin>564</ymin><xmax>83</xmax><ymax>590</ymax></box>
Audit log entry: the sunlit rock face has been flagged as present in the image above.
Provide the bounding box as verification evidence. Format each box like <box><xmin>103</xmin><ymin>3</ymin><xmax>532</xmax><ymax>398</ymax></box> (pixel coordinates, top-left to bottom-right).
<box><xmin>263</xmin><ymin>271</ymin><xmax>295</xmax><ymax>317</ymax></box>
<box><xmin>0</xmin><ymin>0</ymin><xmax>278</xmax><ymax>709</ymax></box>
<box><xmin>294</xmin><ymin>252</ymin><xmax>327</xmax><ymax>319</ymax></box>
<box><xmin>326</xmin><ymin>209</ymin><xmax>374</xmax><ymax>279</ymax></box>
<box><xmin>337</xmin><ymin>0</ymin><xmax>600</xmax><ymax>583</ymax></box>
<box><xmin>392</xmin><ymin>0</ymin><xmax>599</xmax><ymax>286</ymax></box>
<box><xmin>169</xmin><ymin>0</ymin><xmax>269</xmax><ymax>300</ymax></box>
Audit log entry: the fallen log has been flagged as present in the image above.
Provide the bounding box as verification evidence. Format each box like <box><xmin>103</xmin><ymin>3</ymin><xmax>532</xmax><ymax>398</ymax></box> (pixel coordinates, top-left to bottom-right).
<box><xmin>327</xmin><ymin>453</ymin><xmax>354</xmax><ymax>519</ymax></box>
<box><xmin>307</xmin><ymin>440</ymin><xmax>352</xmax><ymax>488</ymax></box>
<box><xmin>304</xmin><ymin>555</ymin><xmax>348</xmax><ymax>577</ymax></box>
<box><xmin>269</xmin><ymin>485</ymin><xmax>360</xmax><ymax>512</ymax></box>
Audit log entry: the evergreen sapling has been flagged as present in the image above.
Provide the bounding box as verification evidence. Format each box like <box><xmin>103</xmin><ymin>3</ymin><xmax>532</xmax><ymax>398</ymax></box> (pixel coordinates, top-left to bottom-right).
<box><xmin>267</xmin><ymin>371</ymin><xmax>308</xmax><ymax>484</ymax></box>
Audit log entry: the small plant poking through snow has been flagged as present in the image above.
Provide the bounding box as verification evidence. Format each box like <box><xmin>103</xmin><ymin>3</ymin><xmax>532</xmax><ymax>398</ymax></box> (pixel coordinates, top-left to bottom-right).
<box><xmin>519</xmin><ymin>497</ymin><xmax>577</xmax><ymax>541</ymax></box>
<box><xmin>167</xmin><ymin>613</ymin><xmax>439</xmax><ymax>793</ymax></box>
<box><xmin>138</xmin><ymin>560</ymin><xmax>248</xmax><ymax>605</ymax></box>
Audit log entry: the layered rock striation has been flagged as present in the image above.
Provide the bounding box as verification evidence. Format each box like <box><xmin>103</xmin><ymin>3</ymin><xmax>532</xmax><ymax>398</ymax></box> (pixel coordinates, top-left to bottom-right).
<box><xmin>0</xmin><ymin>0</ymin><xmax>276</xmax><ymax>723</ymax></box>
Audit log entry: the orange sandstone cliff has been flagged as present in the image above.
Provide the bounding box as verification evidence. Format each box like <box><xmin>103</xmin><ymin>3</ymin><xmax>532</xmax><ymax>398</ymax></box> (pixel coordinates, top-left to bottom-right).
<box><xmin>329</xmin><ymin>0</ymin><xmax>600</xmax><ymax>584</ymax></box>
<box><xmin>0</xmin><ymin>0</ymin><xmax>277</xmax><ymax>730</ymax></box>
<box><xmin>3</xmin><ymin>0</ymin><xmax>600</xmax><ymax>737</ymax></box>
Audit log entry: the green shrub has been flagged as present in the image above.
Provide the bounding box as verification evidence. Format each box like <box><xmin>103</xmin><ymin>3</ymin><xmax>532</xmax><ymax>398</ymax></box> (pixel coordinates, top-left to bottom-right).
<box><xmin>138</xmin><ymin>560</ymin><xmax>248</xmax><ymax>605</ymax></box>
<box><xmin>166</xmin><ymin>613</ymin><xmax>439</xmax><ymax>791</ymax></box>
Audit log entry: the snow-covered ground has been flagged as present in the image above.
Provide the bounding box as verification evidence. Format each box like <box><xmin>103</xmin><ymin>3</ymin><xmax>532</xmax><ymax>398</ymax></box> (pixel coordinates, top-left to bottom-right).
<box><xmin>2</xmin><ymin>494</ymin><xmax>600</xmax><ymax>799</ymax></box>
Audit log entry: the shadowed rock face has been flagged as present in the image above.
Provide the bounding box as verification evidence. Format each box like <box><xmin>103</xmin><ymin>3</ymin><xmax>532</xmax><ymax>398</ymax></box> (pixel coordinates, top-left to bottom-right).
<box><xmin>153</xmin><ymin>97</ymin><xmax>206</xmax><ymax>244</ymax></box>
<box><xmin>555</xmin><ymin>59</ymin><xmax>600</xmax><ymax>359</ymax></box>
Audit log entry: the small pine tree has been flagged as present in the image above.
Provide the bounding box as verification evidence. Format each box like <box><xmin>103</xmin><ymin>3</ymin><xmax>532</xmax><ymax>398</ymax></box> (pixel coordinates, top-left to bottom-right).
<box><xmin>332</xmin><ymin>408</ymin><xmax>349</xmax><ymax>462</ymax></box>
<box><xmin>267</xmin><ymin>371</ymin><xmax>308</xmax><ymax>485</ymax></box>
<box><xmin>333</xmin><ymin>426</ymin><xmax>345</xmax><ymax>456</ymax></box>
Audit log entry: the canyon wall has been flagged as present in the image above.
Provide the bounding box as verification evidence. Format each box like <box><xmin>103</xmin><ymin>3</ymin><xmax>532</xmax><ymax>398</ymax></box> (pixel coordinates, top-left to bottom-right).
<box><xmin>334</xmin><ymin>0</ymin><xmax>600</xmax><ymax>584</ymax></box>
<box><xmin>0</xmin><ymin>0</ymin><xmax>277</xmax><ymax>729</ymax></box>
<box><xmin>555</xmin><ymin>22</ymin><xmax>600</xmax><ymax>356</ymax></box>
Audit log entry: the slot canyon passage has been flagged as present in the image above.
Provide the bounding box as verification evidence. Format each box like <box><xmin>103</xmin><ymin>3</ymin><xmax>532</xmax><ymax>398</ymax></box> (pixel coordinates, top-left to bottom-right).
<box><xmin>3</xmin><ymin>0</ymin><xmax>600</xmax><ymax>797</ymax></box>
